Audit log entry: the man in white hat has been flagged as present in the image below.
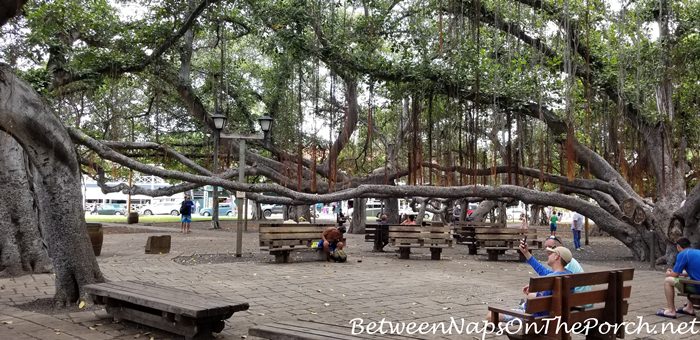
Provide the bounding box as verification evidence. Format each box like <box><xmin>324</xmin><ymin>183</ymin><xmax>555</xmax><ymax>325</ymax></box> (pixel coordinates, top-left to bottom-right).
<box><xmin>486</xmin><ymin>242</ymin><xmax>572</xmax><ymax>323</ymax></box>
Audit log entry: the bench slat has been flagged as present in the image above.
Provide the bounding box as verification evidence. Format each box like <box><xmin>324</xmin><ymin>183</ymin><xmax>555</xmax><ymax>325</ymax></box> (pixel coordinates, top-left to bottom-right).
<box><xmin>260</xmin><ymin>232</ymin><xmax>323</xmax><ymax>240</ymax></box>
<box><xmin>529</xmin><ymin>269</ymin><xmax>634</xmax><ymax>292</ymax></box>
<box><xmin>259</xmin><ymin>226</ymin><xmax>333</xmax><ymax>233</ymax></box>
<box><xmin>107</xmin><ymin>281</ymin><xmax>222</xmax><ymax>310</ymax></box>
<box><xmin>568</xmin><ymin>286</ymin><xmax>632</xmax><ymax>306</ymax></box>
<box><xmin>261</xmin><ymin>240</ymin><xmax>312</xmax><ymax>247</ymax></box>
<box><xmin>388</xmin><ymin>232</ymin><xmax>428</xmax><ymax>238</ymax></box>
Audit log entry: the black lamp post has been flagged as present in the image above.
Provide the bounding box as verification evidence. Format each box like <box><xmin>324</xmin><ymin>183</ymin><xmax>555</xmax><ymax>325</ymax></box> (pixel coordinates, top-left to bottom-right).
<box><xmin>210</xmin><ymin>111</ymin><xmax>227</xmax><ymax>230</ymax></box>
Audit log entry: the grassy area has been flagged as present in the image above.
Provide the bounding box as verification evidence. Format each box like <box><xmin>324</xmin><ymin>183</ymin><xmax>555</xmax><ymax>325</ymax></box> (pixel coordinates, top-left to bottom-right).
<box><xmin>84</xmin><ymin>214</ymin><xmax>239</xmax><ymax>223</ymax></box>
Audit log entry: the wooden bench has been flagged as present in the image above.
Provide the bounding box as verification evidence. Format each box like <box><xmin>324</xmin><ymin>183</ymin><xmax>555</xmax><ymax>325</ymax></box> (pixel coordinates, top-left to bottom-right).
<box><xmin>249</xmin><ymin>320</ymin><xmax>421</xmax><ymax>339</ymax></box>
<box><xmin>453</xmin><ymin>221</ymin><xmax>506</xmax><ymax>252</ymax></box>
<box><xmin>259</xmin><ymin>224</ymin><xmax>339</xmax><ymax>263</ymax></box>
<box><xmin>479</xmin><ymin>227</ymin><xmax>541</xmax><ymax>261</ymax></box>
<box><xmin>388</xmin><ymin>225</ymin><xmax>452</xmax><ymax>260</ymax></box>
<box><xmin>488</xmin><ymin>268</ymin><xmax>634</xmax><ymax>340</ymax></box>
<box><xmin>84</xmin><ymin>281</ymin><xmax>249</xmax><ymax>340</ymax></box>
<box><xmin>455</xmin><ymin>224</ymin><xmax>541</xmax><ymax>261</ymax></box>
<box><xmin>676</xmin><ymin>277</ymin><xmax>700</xmax><ymax>306</ymax></box>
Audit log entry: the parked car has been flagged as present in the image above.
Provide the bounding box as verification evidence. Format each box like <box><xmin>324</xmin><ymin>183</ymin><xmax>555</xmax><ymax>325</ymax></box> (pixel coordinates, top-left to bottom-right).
<box><xmin>366</xmin><ymin>202</ymin><xmax>385</xmax><ymax>218</ymax></box>
<box><xmin>140</xmin><ymin>201</ymin><xmax>181</xmax><ymax>216</ymax></box>
<box><xmin>199</xmin><ymin>203</ymin><xmax>237</xmax><ymax>217</ymax></box>
<box><xmin>261</xmin><ymin>204</ymin><xmax>285</xmax><ymax>218</ymax></box>
<box><xmin>93</xmin><ymin>203</ymin><xmax>126</xmax><ymax>215</ymax></box>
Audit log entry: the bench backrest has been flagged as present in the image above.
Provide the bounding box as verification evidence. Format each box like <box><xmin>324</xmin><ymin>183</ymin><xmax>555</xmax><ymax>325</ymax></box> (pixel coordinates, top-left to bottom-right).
<box><xmin>457</xmin><ymin>226</ymin><xmax>538</xmax><ymax>246</ymax></box>
<box><xmin>454</xmin><ymin>221</ymin><xmax>506</xmax><ymax>228</ymax></box>
<box><xmin>524</xmin><ymin>268</ymin><xmax>634</xmax><ymax>339</ymax></box>
<box><xmin>473</xmin><ymin>227</ymin><xmax>538</xmax><ymax>239</ymax></box>
<box><xmin>388</xmin><ymin>225</ymin><xmax>452</xmax><ymax>246</ymax></box>
<box><xmin>259</xmin><ymin>224</ymin><xmax>335</xmax><ymax>249</ymax></box>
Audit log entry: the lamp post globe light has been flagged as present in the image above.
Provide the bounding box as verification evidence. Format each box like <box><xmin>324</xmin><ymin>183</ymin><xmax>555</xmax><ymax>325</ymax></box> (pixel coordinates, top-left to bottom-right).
<box><xmin>210</xmin><ymin>111</ymin><xmax>227</xmax><ymax>230</ymax></box>
<box><xmin>258</xmin><ymin>115</ymin><xmax>273</xmax><ymax>134</ymax></box>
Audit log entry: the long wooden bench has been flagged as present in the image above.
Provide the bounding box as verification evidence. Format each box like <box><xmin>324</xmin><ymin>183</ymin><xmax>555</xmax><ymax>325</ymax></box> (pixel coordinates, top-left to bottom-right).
<box><xmin>478</xmin><ymin>227</ymin><xmax>541</xmax><ymax>261</ymax></box>
<box><xmin>388</xmin><ymin>225</ymin><xmax>452</xmax><ymax>260</ymax></box>
<box><xmin>259</xmin><ymin>223</ymin><xmax>338</xmax><ymax>263</ymax></box>
<box><xmin>455</xmin><ymin>224</ymin><xmax>541</xmax><ymax>260</ymax></box>
<box><xmin>488</xmin><ymin>268</ymin><xmax>634</xmax><ymax>340</ymax></box>
<box><xmin>453</xmin><ymin>221</ymin><xmax>506</xmax><ymax>252</ymax></box>
<box><xmin>249</xmin><ymin>320</ymin><xmax>422</xmax><ymax>339</ymax></box>
<box><xmin>84</xmin><ymin>281</ymin><xmax>249</xmax><ymax>340</ymax></box>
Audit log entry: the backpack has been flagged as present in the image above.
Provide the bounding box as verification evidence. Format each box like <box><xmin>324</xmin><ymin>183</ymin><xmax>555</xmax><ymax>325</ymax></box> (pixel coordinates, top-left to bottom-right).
<box><xmin>180</xmin><ymin>201</ymin><xmax>189</xmax><ymax>215</ymax></box>
<box><xmin>330</xmin><ymin>249</ymin><xmax>347</xmax><ymax>263</ymax></box>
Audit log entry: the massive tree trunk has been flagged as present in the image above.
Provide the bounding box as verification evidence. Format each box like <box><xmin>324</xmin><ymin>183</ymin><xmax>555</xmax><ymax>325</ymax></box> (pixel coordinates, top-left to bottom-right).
<box><xmin>349</xmin><ymin>198</ymin><xmax>366</xmax><ymax>234</ymax></box>
<box><xmin>0</xmin><ymin>132</ymin><xmax>52</xmax><ymax>277</ymax></box>
<box><xmin>0</xmin><ymin>64</ymin><xmax>104</xmax><ymax>304</ymax></box>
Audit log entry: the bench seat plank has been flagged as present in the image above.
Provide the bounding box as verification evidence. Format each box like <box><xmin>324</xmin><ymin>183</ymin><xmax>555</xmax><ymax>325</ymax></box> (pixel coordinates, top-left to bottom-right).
<box><xmin>105</xmin><ymin>281</ymin><xmax>223</xmax><ymax>311</ymax></box>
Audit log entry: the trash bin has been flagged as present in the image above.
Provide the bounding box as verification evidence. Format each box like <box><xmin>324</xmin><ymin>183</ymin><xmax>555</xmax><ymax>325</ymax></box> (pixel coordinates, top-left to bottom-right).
<box><xmin>86</xmin><ymin>222</ymin><xmax>103</xmax><ymax>256</ymax></box>
<box><xmin>127</xmin><ymin>212</ymin><xmax>139</xmax><ymax>224</ymax></box>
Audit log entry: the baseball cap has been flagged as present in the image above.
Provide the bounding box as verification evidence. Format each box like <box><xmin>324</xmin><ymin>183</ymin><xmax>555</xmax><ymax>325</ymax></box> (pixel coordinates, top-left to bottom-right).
<box><xmin>546</xmin><ymin>246</ymin><xmax>572</xmax><ymax>263</ymax></box>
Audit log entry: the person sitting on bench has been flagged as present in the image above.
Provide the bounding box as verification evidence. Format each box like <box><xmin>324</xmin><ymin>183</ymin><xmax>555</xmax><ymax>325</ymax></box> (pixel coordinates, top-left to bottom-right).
<box><xmin>657</xmin><ymin>237</ymin><xmax>700</xmax><ymax>318</ymax></box>
<box><xmin>401</xmin><ymin>214</ymin><xmax>416</xmax><ymax>225</ymax></box>
<box><xmin>318</xmin><ymin>226</ymin><xmax>346</xmax><ymax>262</ymax></box>
<box><xmin>486</xmin><ymin>242</ymin><xmax>572</xmax><ymax>323</ymax></box>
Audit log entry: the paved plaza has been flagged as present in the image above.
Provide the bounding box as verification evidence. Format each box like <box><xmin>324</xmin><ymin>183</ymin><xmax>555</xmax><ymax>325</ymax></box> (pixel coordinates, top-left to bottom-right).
<box><xmin>0</xmin><ymin>221</ymin><xmax>698</xmax><ymax>339</ymax></box>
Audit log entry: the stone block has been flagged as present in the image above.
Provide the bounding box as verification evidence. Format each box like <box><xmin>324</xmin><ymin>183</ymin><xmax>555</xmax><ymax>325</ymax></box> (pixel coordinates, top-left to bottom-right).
<box><xmin>144</xmin><ymin>235</ymin><xmax>171</xmax><ymax>254</ymax></box>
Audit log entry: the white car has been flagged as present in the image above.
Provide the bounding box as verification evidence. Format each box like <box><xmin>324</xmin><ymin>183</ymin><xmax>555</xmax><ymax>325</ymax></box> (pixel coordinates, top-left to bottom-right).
<box><xmin>140</xmin><ymin>201</ymin><xmax>182</xmax><ymax>216</ymax></box>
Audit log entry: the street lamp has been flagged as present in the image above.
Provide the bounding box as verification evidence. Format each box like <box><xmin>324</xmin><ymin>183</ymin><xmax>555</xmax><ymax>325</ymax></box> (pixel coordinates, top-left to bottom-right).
<box><xmin>219</xmin><ymin>115</ymin><xmax>274</xmax><ymax>257</ymax></box>
<box><xmin>210</xmin><ymin>111</ymin><xmax>227</xmax><ymax>230</ymax></box>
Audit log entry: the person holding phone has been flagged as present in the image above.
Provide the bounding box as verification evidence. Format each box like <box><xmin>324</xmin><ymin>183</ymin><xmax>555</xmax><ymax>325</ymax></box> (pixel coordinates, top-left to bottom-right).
<box><xmin>486</xmin><ymin>240</ymin><xmax>572</xmax><ymax>324</ymax></box>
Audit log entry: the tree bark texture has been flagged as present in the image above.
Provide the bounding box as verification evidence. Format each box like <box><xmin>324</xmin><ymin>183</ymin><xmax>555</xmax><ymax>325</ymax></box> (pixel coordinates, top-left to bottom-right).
<box><xmin>349</xmin><ymin>198</ymin><xmax>366</xmax><ymax>234</ymax></box>
<box><xmin>0</xmin><ymin>64</ymin><xmax>104</xmax><ymax>304</ymax></box>
<box><xmin>0</xmin><ymin>132</ymin><xmax>52</xmax><ymax>277</ymax></box>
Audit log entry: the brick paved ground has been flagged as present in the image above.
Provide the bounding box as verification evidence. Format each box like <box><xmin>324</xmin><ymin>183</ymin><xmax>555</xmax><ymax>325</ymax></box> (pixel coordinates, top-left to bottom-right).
<box><xmin>0</xmin><ymin>222</ymin><xmax>697</xmax><ymax>339</ymax></box>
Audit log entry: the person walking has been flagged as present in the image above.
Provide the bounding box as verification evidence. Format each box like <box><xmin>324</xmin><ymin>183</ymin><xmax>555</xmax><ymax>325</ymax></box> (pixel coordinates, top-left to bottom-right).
<box><xmin>549</xmin><ymin>210</ymin><xmax>559</xmax><ymax>236</ymax></box>
<box><xmin>519</xmin><ymin>213</ymin><xmax>529</xmax><ymax>231</ymax></box>
<box><xmin>571</xmin><ymin>211</ymin><xmax>584</xmax><ymax>250</ymax></box>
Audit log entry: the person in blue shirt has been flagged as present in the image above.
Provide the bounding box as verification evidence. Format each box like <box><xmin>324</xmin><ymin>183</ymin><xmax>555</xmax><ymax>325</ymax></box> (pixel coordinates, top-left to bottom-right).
<box><xmin>180</xmin><ymin>195</ymin><xmax>195</xmax><ymax>234</ymax></box>
<box><xmin>657</xmin><ymin>237</ymin><xmax>700</xmax><ymax>318</ymax></box>
<box><xmin>542</xmin><ymin>236</ymin><xmax>592</xmax><ymax>295</ymax></box>
<box><xmin>486</xmin><ymin>242</ymin><xmax>572</xmax><ymax>323</ymax></box>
